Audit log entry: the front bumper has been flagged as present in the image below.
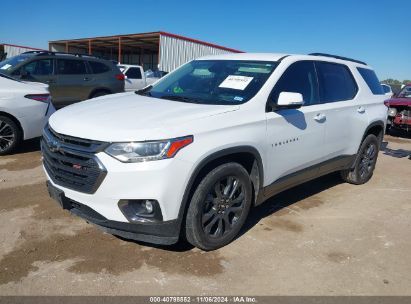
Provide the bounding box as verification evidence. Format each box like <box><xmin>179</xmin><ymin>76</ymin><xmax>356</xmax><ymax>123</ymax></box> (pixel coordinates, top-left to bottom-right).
<box><xmin>46</xmin><ymin>181</ymin><xmax>180</xmax><ymax>245</ymax></box>
<box><xmin>43</xmin><ymin>150</ymin><xmax>193</xmax><ymax>222</ymax></box>
<box><xmin>42</xmin><ymin>125</ymin><xmax>196</xmax><ymax>244</ymax></box>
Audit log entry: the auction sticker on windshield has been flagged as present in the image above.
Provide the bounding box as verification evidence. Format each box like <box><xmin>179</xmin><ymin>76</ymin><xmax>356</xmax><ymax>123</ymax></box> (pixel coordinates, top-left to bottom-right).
<box><xmin>219</xmin><ymin>75</ymin><xmax>253</xmax><ymax>90</ymax></box>
<box><xmin>0</xmin><ymin>64</ymin><xmax>12</xmax><ymax>70</ymax></box>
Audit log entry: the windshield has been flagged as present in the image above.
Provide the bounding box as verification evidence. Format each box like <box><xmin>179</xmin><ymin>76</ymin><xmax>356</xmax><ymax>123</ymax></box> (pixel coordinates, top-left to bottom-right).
<box><xmin>147</xmin><ymin>60</ymin><xmax>278</xmax><ymax>105</ymax></box>
<box><xmin>398</xmin><ymin>85</ymin><xmax>411</xmax><ymax>98</ymax></box>
<box><xmin>0</xmin><ymin>54</ymin><xmax>32</xmax><ymax>72</ymax></box>
<box><xmin>0</xmin><ymin>71</ymin><xmax>20</xmax><ymax>82</ymax></box>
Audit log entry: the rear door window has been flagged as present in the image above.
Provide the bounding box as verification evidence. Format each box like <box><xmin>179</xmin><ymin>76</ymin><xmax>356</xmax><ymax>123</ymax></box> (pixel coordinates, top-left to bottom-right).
<box><xmin>125</xmin><ymin>67</ymin><xmax>142</xmax><ymax>79</ymax></box>
<box><xmin>357</xmin><ymin>67</ymin><xmax>384</xmax><ymax>95</ymax></box>
<box><xmin>316</xmin><ymin>62</ymin><xmax>358</xmax><ymax>102</ymax></box>
<box><xmin>56</xmin><ymin>59</ymin><xmax>87</xmax><ymax>75</ymax></box>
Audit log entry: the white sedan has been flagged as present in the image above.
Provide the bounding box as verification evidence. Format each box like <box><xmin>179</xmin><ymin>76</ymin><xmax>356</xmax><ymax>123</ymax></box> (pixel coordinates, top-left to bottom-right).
<box><xmin>0</xmin><ymin>73</ymin><xmax>55</xmax><ymax>154</ymax></box>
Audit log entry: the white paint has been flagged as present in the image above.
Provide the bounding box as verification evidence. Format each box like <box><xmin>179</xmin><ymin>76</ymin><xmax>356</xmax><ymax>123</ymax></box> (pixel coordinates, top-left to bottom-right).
<box><xmin>46</xmin><ymin>52</ymin><xmax>387</xmax><ymax>226</ymax></box>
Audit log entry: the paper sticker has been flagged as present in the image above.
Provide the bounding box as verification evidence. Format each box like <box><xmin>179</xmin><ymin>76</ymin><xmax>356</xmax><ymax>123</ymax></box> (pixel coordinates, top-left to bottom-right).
<box><xmin>219</xmin><ymin>75</ymin><xmax>253</xmax><ymax>90</ymax></box>
<box><xmin>234</xmin><ymin>96</ymin><xmax>244</xmax><ymax>102</ymax></box>
<box><xmin>0</xmin><ymin>64</ymin><xmax>12</xmax><ymax>70</ymax></box>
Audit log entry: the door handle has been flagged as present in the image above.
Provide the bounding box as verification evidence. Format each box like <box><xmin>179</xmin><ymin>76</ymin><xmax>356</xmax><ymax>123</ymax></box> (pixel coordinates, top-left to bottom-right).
<box><xmin>84</xmin><ymin>77</ymin><xmax>91</xmax><ymax>81</ymax></box>
<box><xmin>314</xmin><ymin>113</ymin><xmax>326</xmax><ymax>122</ymax></box>
<box><xmin>357</xmin><ymin>106</ymin><xmax>366</xmax><ymax>114</ymax></box>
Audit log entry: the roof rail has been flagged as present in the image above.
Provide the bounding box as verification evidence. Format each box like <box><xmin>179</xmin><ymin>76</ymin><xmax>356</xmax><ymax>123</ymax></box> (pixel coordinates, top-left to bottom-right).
<box><xmin>309</xmin><ymin>53</ymin><xmax>367</xmax><ymax>65</ymax></box>
<box><xmin>21</xmin><ymin>51</ymin><xmax>99</xmax><ymax>59</ymax></box>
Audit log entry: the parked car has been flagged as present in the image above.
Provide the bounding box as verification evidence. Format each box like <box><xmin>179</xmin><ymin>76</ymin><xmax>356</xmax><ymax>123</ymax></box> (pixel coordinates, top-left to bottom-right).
<box><xmin>381</xmin><ymin>83</ymin><xmax>393</xmax><ymax>97</ymax></box>
<box><xmin>385</xmin><ymin>83</ymin><xmax>411</xmax><ymax>132</ymax></box>
<box><xmin>42</xmin><ymin>53</ymin><xmax>387</xmax><ymax>250</ymax></box>
<box><xmin>145</xmin><ymin>69</ymin><xmax>168</xmax><ymax>78</ymax></box>
<box><xmin>117</xmin><ymin>64</ymin><xmax>160</xmax><ymax>91</ymax></box>
<box><xmin>0</xmin><ymin>73</ymin><xmax>54</xmax><ymax>154</ymax></box>
<box><xmin>0</xmin><ymin>51</ymin><xmax>125</xmax><ymax>108</ymax></box>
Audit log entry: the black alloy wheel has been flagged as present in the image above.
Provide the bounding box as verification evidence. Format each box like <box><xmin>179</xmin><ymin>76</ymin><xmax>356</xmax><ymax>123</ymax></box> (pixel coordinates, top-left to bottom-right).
<box><xmin>185</xmin><ymin>162</ymin><xmax>253</xmax><ymax>250</ymax></box>
<box><xmin>341</xmin><ymin>134</ymin><xmax>380</xmax><ymax>184</ymax></box>
<box><xmin>358</xmin><ymin>141</ymin><xmax>377</xmax><ymax>179</ymax></box>
<box><xmin>202</xmin><ymin>176</ymin><xmax>246</xmax><ymax>238</ymax></box>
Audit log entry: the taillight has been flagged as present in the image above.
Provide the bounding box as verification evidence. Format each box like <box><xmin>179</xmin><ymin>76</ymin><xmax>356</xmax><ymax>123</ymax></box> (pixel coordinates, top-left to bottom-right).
<box><xmin>115</xmin><ymin>73</ymin><xmax>125</xmax><ymax>81</ymax></box>
<box><xmin>25</xmin><ymin>94</ymin><xmax>50</xmax><ymax>103</ymax></box>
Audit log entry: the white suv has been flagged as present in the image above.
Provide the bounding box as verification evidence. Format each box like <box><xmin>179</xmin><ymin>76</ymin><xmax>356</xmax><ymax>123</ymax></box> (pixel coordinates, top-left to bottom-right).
<box><xmin>42</xmin><ymin>53</ymin><xmax>387</xmax><ymax>250</ymax></box>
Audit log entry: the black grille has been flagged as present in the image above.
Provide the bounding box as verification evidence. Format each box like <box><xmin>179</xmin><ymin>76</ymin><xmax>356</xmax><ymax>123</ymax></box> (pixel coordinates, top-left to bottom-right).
<box><xmin>41</xmin><ymin>126</ymin><xmax>108</xmax><ymax>194</ymax></box>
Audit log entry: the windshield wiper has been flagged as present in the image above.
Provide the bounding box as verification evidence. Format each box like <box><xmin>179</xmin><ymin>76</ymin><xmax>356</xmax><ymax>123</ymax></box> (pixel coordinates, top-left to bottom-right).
<box><xmin>135</xmin><ymin>85</ymin><xmax>153</xmax><ymax>96</ymax></box>
<box><xmin>160</xmin><ymin>95</ymin><xmax>202</xmax><ymax>104</ymax></box>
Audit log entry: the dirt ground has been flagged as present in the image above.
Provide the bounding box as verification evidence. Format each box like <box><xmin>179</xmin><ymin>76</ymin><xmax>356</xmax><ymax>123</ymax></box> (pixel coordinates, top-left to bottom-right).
<box><xmin>0</xmin><ymin>135</ymin><xmax>410</xmax><ymax>296</ymax></box>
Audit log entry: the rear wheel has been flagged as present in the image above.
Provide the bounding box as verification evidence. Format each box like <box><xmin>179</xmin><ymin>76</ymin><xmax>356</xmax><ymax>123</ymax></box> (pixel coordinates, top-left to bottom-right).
<box><xmin>340</xmin><ymin>134</ymin><xmax>379</xmax><ymax>185</ymax></box>
<box><xmin>185</xmin><ymin>163</ymin><xmax>252</xmax><ymax>251</ymax></box>
<box><xmin>0</xmin><ymin>116</ymin><xmax>22</xmax><ymax>155</ymax></box>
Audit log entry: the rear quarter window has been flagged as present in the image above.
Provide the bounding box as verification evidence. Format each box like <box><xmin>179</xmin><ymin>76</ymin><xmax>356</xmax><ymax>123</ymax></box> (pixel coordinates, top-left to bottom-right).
<box><xmin>89</xmin><ymin>61</ymin><xmax>110</xmax><ymax>74</ymax></box>
<box><xmin>316</xmin><ymin>62</ymin><xmax>358</xmax><ymax>102</ymax></box>
<box><xmin>357</xmin><ymin>67</ymin><xmax>384</xmax><ymax>95</ymax></box>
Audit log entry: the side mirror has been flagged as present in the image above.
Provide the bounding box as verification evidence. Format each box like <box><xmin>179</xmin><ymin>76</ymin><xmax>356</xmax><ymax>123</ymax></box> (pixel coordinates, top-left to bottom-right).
<box><xmin>277</xmin><ymin>92</ymin><xmax>304</xmax><ymax>109</ymax></box>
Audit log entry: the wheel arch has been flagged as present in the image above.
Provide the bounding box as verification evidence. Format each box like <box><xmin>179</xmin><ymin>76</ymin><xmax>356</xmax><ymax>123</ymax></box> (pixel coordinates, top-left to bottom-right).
<box><xmin>176</xmin><ymin>146</ymin><xmax>264</xmax><ymax>237</ymax></box>
<box><xmin>88</xmin><ymin>87</ymin><xmax>112</xmax><ymax>99</ymax></box>
<box><xmin>362</xmin><ymin>120</ymin><xmax>385</xmax><ymax>144</ymax></box>
<box><xmin>0</xmin><ymin>111</ymin><xmax>24</xmax><ymax>138</ymax></box>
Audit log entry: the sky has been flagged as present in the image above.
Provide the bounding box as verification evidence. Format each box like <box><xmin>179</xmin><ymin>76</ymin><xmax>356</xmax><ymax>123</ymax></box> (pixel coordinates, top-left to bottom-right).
<box><xmin>0</xmin><ymin>0</ymin><xmax>409</xmax><ymax>80</ymax></box>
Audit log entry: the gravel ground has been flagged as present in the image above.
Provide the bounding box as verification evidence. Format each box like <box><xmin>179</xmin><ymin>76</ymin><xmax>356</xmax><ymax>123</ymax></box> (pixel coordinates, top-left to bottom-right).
<box><xmin>0</xmin><ymin>135</ymin><xmax>410</xmax><ymax>296</ymax></box>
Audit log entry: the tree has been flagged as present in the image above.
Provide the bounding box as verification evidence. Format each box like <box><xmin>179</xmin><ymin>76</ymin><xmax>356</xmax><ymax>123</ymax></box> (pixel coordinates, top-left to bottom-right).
<box><xmin>382</xmin><ymin>79</ymin><xmax>402</xmax><ymax>85</ymax></box>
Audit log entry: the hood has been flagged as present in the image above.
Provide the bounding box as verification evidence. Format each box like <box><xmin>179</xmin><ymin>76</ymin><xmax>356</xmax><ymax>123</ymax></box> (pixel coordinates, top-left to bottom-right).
<box><xmin>385</xmin><ymin>97</ymin><xmax>411</xmax><ymax>107</ymax></box>
<box><xmin>49</xmin><ymin>92</ymin><xmax>239</xmax><ymax>142</ymax></box>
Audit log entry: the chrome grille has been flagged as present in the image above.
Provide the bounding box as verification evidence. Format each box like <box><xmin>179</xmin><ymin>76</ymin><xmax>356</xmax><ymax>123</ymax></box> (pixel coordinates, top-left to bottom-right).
<box><xmin>41</xmin><ymin>125</ymin><xmax>108</xmax><ymax>194</ymax></box>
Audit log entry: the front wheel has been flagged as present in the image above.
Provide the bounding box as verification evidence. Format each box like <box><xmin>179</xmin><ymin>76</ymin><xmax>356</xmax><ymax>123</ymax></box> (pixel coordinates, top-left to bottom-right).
<box><xmin>185</xmin><ymin>163</ymin><xmax>253</xmax><ymax>251</ymax></box>
<box><xmin>340</xmin><ymin>134</ymin><xmax>380</xmax><ymax>185</ymax></box>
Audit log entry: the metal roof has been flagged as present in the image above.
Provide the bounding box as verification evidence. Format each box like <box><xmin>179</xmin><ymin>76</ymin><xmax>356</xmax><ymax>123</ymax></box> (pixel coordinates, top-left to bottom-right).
<box><xmin>198</xmin><ymin>53</ymin><xmax>290</xmax><ymax>61</ymax></box>
<box><xmin>0</xmin><ymin>43</ymin><xmax>46</xmax><ymax>51</ymax></box>
<box><xmin>49</xmin><ymin>31</ymin><xmax>242</xmax><ymax>53</ymax></box>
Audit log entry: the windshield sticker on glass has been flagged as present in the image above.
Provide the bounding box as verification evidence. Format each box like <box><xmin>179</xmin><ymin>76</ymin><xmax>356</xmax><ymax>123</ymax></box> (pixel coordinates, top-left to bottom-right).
<box><xmin>0</xmin><ymin>64</ymin><xmax>12</xmax><ymax>70</ymax></box>
<box><xmin>234</xmin><ymin>96</ymin><xmax>244</xmax><ymax>102</ymax></box>
<box><xmin>173</xmin><ymin>86</ymin><xmax>184</xmax><ymax>94</ymax></box>
<box><xmin>219</xmin><ymin>75</ymin><xmax>253</xmax><ymax>90</ymax></box>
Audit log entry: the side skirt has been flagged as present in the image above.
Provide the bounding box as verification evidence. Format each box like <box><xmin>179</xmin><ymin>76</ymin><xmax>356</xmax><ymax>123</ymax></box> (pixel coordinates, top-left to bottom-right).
<box><xmin>256</xmin><ymin>155</ymin><xmax>356</xmax><ymax>205</ymax></box>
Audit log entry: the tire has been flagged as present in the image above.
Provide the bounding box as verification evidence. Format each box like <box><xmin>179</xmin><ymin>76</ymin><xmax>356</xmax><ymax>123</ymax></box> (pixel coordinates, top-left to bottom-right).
<box><xmin>90</xmin><ymin>90</ymin><xmax>110</xmax><ymax>99</ymax></box>
<box><xmin>0</xmin><ymin>116</ymin><xmax>22</xmax><ymax>155</ymax></box>
<box><xmin>340</xmin><ymin>134</ymin><xmax>380</xmax><ymax>185</ymax></box>
<box><xmin>185</xmin><ymin>162</ymin><xmax>253</xmax><ymax>251</ymax></box>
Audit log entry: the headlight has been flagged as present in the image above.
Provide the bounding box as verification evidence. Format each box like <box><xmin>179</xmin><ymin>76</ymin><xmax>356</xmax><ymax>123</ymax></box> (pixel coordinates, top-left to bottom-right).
<box><xmin>105</xmin><ymin>136</ymin><xmax>193</xmax><ymax>163</ymax></box>
<box><xmin>388</xmin><ymin>107</ymin><xmax>397</xmax><ymax>117</ymax></box>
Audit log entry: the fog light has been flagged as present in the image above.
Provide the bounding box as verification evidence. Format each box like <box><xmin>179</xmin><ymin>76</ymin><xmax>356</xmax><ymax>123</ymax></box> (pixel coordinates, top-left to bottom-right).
<box><xmin>144</xmin><ymin>200</ymin><xmax>154</xmax><ymax>213</ymax></box>
<box><xmin>118</xmin><ymin>199</ymin><xmax>163</xmax><ymax>223</ymax></box>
